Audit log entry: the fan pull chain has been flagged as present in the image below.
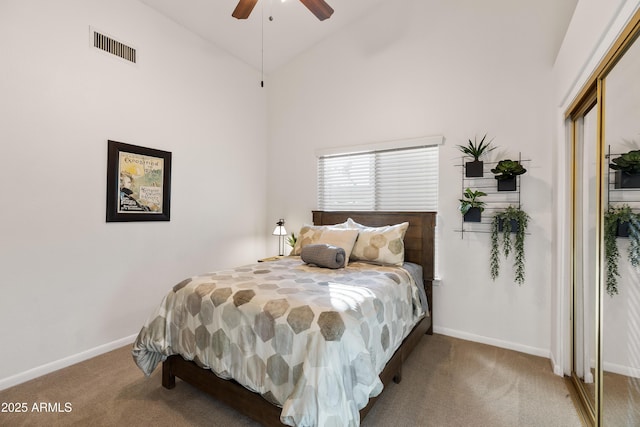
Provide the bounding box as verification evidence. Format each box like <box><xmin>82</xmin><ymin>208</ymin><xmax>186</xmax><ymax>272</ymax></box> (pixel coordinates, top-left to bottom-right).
<box><xmin>261</xmin><ymin>0</ymin><xmax>276</xmax><ymax>87</ymax></box>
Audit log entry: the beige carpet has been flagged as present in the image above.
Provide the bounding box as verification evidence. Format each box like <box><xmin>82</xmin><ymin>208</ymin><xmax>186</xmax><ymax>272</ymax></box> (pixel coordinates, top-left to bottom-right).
<box><xmin>0</xmin><ymin>334</ymin><xmax>583</xmax><ymax>427</ymax></box>
<box><xmin>575</xmin><ymin>367</ymin><xmax>640</xmax><ymax>426</ymax></box>
<box><xmin>602</xmin><ymin>371</ymin><xmax>640</xmax><ymax>426</ymax></box>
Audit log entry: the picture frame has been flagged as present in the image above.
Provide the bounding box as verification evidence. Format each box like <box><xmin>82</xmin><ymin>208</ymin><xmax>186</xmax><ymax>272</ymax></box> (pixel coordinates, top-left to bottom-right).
<box><xmin>106</xmin><ymin>140</ymin><xmax>172</xmax><ymax>222</ymax></box>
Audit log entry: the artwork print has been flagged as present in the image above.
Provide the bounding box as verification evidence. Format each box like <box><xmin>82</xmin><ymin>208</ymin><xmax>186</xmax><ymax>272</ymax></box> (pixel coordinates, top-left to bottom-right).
<box><xmin>106</xmin><ymin>140</ymin><xmax>171</xmax><ymax>222</ymax></box>
<box><xmin>118</xmin><ymin>151</ymin><xmax>163</xmax><ymax>213</ymax></box>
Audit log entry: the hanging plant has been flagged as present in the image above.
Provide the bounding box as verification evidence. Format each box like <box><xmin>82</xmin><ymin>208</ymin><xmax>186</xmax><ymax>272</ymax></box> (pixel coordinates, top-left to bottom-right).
<box><xmin>456</xmin><ymin>134</ymin><xmax>496</xmax><ymax>161</ymax></box>
<box><xmin>490</xmin><ymin>159</ymin><xmax>525</xmax><ymax>191</ymax></box>
<box><xmin>490</xmin><ymin>159</ymin><xmax>527</xmax><ymax>180</ymax></box>
<box><xmin>459</xmin><ymin>188</ymin><xmax>487</xmax><ymax>222</ymax></box>
<box><xmin>604</xmin><ymin>204</ymin><xmax>640</xmax><ymax>296</ymax></box>
<box><xmin>490</xmin><ymin>206</ymin><xmax>530</xmax><ymax>284</ymax></box>
<box><xmin>457</xmin><ymin>134</ymin><xmax>495</xmax><ymax>177</ymax></box>
<box><xmin>609</xmin><ymin>149</ymin><xmax>640</xmax><ymax>174</ymax></box>
<box><xmin>610</xmin><ymin>149</ymin><xmax>640</xmax><ymax>188</ymax></box>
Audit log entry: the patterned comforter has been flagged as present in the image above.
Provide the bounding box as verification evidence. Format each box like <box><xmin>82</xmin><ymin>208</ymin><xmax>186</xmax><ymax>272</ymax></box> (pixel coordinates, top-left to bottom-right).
<box><xmin>132</xmin><ymin>257</ymin><xmax>426</xmax><ymax>427</ymax></box>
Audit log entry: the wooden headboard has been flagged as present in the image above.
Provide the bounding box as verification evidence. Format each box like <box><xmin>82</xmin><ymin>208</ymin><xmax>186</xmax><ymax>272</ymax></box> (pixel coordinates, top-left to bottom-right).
<box><xmin>312</xmin><ymin>210</ymin><xmax>436</xmax><ymax>323</ymax></box>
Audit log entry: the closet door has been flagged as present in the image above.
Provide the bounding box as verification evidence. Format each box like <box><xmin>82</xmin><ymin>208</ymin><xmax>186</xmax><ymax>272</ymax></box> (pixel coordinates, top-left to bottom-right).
<box><xmin>571</xmin><ymin>98</ymin><xmax>599</xmax><ymax>424</ymax></box>
<box><xmin>601</xmin><ymin>31</ymin><xmax>640</xmax><ymax>427</ymax></box>
<box><xmin>567</xmin><ymin>9</ymin><xmax>640</xmax><ymax>426</ymax></box>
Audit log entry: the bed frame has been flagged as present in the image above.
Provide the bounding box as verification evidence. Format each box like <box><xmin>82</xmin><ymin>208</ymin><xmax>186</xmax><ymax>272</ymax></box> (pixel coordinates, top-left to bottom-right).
<box><xmin>162</xmin><ymin>211</ymin><xmax>436</xmax><ymax>426</ymax></box>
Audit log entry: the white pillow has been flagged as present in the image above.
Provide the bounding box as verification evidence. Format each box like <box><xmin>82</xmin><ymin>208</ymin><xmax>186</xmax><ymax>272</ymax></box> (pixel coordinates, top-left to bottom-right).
<box><xmin>292</xmin><ymin>223</ymin><xmax>358</xmax><ymax>265</ymax></box>
<box><xmin>347</xmin><ymin>219</ymin><xmax>409</xmax><ymax>266</ymax></box>
<box><xmin>315</xmin><ymin>229</ymin><xmax>359</xmax><ymax>265</ymax></box>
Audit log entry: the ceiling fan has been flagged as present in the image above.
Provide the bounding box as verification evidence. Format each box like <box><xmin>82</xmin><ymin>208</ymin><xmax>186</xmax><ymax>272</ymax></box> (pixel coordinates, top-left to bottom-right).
<box><xmin>232</xmin><ymin>0</ymin><xmax>334</xmax><ymax>21</ymax></box>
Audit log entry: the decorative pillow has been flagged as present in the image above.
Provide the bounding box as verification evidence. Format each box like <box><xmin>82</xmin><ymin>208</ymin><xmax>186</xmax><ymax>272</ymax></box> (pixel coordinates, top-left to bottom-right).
<box><xmin>291</xmin><ymin>223</ymin><xmax>357</xmax><ymax>265</ymax></box>
<box><xmin>347</xmin><ymin>219</ymin><xmax>409</xmax><ymax>266</ymax></box>
<box><xmin>301</xmin><ymin>244</ymin><xmax>346</xmax><ymax>269</ymax></box>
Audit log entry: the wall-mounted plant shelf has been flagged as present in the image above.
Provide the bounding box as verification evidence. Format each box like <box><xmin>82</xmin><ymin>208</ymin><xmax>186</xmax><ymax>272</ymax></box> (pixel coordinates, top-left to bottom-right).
<box><xmin>497</xmin><ymin>177</ymin><xmax>517</xmax><ymax>191</ymax></box>
<box><xmin>614</xmin><ymin>170</ymin><xmax>640</xmax><ymax>188</ymax></box>
<box><xmin>465</xmin><ymin>160</ymin><xmax>484</xmax><ymax>177</ymax></box>
<box><xmin>455</xmin><ymin>152</ymin><xmax>530</xmax><ymax>239</ymax></box>
<box><xmin>606</xmin><ymin>146</ymin><xmax>640</xmax><ymax>237</ymax></box>
<box><xmin>464</xmin><ymin>207</ymin><xmax>482</xmax><ymax>222</ymax></box>
<box><xmin>497</xmin><ymin>218</ymin><xmax>520</xmax><ymax>233</ymax></box>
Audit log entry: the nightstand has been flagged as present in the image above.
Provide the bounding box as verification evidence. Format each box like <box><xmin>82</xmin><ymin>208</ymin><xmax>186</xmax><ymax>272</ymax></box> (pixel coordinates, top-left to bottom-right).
<box><xmin>257</xmin><ymin>255</ymin><xmax>285</xmax><ymax>262</ymax></box>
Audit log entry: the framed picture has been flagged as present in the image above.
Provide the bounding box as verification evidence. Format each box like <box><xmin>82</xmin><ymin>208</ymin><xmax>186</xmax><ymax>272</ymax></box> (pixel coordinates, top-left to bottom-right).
<box><xmin>106</xmin><ymin>140</ymin><xmax>172</xmax><ymax>222</ymax></box>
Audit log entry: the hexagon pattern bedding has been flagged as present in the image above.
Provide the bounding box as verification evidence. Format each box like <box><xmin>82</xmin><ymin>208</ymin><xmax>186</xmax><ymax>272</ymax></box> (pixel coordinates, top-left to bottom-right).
<box><xmin>132</xmin><ymin>257</ymin><xmax>426</xmax><ymax>427</ymax></box>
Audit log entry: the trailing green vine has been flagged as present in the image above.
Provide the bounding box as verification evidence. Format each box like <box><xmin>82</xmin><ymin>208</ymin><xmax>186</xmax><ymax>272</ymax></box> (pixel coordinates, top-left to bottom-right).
<box><xmin>490</xmin><ymin>206</ymin><xmax>530</xmax><ymax>284</ymax></box>
<box><xmin>604</xmin><ymin>204</ymin><xmax>640</xmax><ymax>296</ymax></box>
<box><xmin>604</xmin><ymin>208</ymin><xmax>621</xmax><ymax>295</ymax></box>
<box><xmin>490</xmin><ymin>219</ymin><xmax>501</xmax><ymax>280</ymax></box>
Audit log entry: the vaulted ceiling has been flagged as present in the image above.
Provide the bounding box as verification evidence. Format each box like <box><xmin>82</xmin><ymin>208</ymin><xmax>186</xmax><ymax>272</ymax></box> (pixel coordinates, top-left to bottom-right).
<box><xmin>139</xmin><ymin>0</ymin><xmax>577</xmax><ymax>74</ymax></box>
<box><xmin>139</xmin><ymin>0</ymin><xmax>388</xmax><ymax>73</ymax></box>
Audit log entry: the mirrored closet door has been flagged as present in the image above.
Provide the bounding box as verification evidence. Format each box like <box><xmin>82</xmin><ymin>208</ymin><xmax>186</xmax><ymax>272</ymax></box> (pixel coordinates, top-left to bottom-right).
<box><xmin>571</xmin><ymin>99</ymin><xmax>598</xmax><ymax>420</ymax></box>
<box><xmin>601</xmin><ymin>26</ymin><xmax>640</xmax><ymax>427</ymax></box>
<box><xmin>568</xmin><ymin>9</ymin><xmax>640</xmax><ymax>426</ymax></box>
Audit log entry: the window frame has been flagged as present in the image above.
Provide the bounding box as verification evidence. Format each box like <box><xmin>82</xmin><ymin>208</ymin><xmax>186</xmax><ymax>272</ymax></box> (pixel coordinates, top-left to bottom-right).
<box><xmin>316</xmin><ymin>135</ymin><xmax>443</xmax><ymax>281</ymax></box>
<box><xmin>316</xmin><ymin>135</ymin><xmax>443</xmax><ymax>212</ymax></box>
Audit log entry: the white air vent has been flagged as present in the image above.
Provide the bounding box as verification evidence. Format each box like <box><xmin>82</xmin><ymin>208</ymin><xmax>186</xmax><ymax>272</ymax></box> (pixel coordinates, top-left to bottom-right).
<box><xmin>92</xmin><ymin>30</ymin><xmax>136</xmax><ymax>63</ymax></box>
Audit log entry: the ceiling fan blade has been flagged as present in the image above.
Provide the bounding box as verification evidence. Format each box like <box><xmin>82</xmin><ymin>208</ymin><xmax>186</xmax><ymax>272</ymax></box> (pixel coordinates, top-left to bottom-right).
<box><xmin>232</xmin><ymin>0</ymin><xmax>259</xmax><ymax>19</ymax></box>
<box><xmin>299</xmin><ymin>0</ymin><xmax>334</xmax><ymax>21</ymax></box>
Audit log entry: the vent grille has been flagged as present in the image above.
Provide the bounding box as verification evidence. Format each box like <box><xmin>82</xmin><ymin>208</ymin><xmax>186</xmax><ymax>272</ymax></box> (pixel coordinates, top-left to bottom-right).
<box><xmin>93</xmin><ymin>31</ymin><xmax>136</xmax><ymax>63</ymax></box>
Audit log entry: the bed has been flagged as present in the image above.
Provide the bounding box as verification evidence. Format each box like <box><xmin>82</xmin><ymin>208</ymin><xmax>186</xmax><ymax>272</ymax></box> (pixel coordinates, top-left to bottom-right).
<box><xmin>132</xmin><ymin>210</ymin><xmax>435</xmax><ymax>426</ymax></box>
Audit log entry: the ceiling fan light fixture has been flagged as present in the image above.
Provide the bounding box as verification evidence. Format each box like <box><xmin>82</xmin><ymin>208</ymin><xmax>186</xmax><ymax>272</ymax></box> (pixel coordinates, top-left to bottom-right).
<box><xmin>299</xmin><ymin>0</ymin><xmax>334</xmax><ymax>21</ymax></box>
<box><xmin>232</xmin><ymin>0</ymin><xmax>258</xmax><ymax>19</ymax></box>
<box><xmin>232</xmin><ymin>0</ymin><xmax>333</xmax><ymax>21</ymax></box>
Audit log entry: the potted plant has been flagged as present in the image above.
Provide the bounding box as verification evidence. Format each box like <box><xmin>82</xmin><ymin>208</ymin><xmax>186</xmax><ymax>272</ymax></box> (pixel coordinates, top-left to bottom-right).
<box><xmin>286</xmin><ymin>232</ymin><xmax>297</xmax><ymax>255</ymax></box>
<box><xmin>490</xmin><ymin>205</ymin><xmax>529</xmax><ymax>284</ymax></box>
<box><xmin>609</xmin><ymin>149</ymin><xmax>640</xmax><ymax>188</ymax></box>
<box><xmin>459</xmin><ymin>188</ymin><xmax>487</xmax><ymax>222</ymax></box>
<box><xmin>491</xmin><ymin>159</ymin><xmax>527</xmax><ymax>191</ymax></box>
<box><xmin>604</xmin><ymin>204</ymin><xmax>640</xmax><ymax>296</ymax></box>
<box><xmin>457</xmin><ymin>134</ymin><xmax>495</xmax><ymax>177</ymax></box>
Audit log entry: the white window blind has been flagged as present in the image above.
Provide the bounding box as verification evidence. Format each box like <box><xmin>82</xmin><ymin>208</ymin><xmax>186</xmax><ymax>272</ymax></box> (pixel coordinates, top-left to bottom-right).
<box><xmin>317</xmin><ymin>145</ymin><xmax>439</xmax><ymax>211</ymax></box>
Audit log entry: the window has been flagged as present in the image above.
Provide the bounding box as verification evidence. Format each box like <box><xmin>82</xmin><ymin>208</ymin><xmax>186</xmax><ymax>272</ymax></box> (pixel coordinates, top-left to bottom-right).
<box><xmin>316</xmin><ymin>136</ymin><xmax>441</xmax><ymax>280</ymax></box>
<box><xmin>317</xmin><ymin>137</ymin><xmax>440</xmax><ymax>212</ymax></box>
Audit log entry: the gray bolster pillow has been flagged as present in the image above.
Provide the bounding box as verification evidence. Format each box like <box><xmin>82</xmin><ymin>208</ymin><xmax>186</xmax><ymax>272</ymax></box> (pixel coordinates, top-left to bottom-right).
<box><xmin>301</xmin><ymin>244</ymin><xmax>346</xmax><ymax>269</ymax></box>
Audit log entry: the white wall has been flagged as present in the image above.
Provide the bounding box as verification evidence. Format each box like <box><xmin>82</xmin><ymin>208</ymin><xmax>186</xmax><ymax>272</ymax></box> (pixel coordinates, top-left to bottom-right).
<box><xmin>0</xmin><ymin>0</ymin><xmax>268</xmax><ymax>388</ymax></box>
<box><xmin>267</xmin><ymin>0</ymin><xmax>574</xmax><ymax>357</ymax></box>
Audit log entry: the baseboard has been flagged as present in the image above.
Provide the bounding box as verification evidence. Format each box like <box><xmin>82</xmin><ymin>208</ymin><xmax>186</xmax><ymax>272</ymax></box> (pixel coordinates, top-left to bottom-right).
<box><xmin>433</xmin><ymin>326</ymin><xmax>550</xmax><ymax>359</ymax></box>
<box><xmin>604</xmin><ymin>361</ymin><xmax>640</xmax><ymax>379</ymax></box>
<box><xmin>549</xmin><ymin>350</ymin><xmax>565</xmax><ymax>377</ymax></box>
<box><xmin>0</xmin><ymin>334</ymin><xmax>138</xmax><ymax>391</ymax></box>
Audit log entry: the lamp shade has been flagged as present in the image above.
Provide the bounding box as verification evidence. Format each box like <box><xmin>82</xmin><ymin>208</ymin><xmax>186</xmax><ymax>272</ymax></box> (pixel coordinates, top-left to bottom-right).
<box><xmin>272</xmin><ymin>225</ymin><xmax>287</xmax><ymax>236</ymax></box>
<box><xmin>272</xmin><ymin>219</ymin><xmax>287</xmax><ymax>236</ymax></box>
<box><xmin>272</xmin><ymin>219</ymin><xmax>287</xmax><ymax>256</ymax></box>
